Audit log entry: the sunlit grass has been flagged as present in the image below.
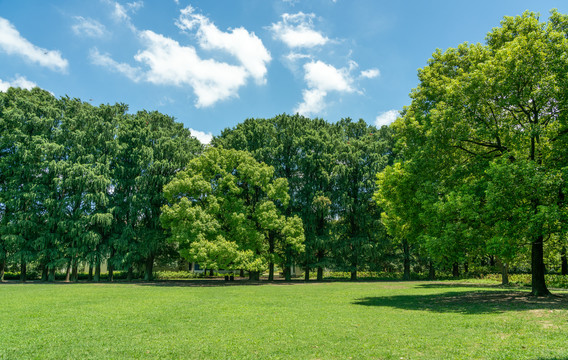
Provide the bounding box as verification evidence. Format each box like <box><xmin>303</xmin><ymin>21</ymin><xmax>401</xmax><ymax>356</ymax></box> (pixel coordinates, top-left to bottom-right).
<box><xmin>1</xmin><ymin>280</ymin><xmax>567</xmax><ymax>359</ymax></box>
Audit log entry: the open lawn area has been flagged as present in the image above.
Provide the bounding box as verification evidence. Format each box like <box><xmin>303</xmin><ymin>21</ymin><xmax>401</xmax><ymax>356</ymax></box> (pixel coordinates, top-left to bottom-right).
<box><xmin>1</xmin><ymin>281</ymin><xmax>567</xmax><ymax>359</ymax></box>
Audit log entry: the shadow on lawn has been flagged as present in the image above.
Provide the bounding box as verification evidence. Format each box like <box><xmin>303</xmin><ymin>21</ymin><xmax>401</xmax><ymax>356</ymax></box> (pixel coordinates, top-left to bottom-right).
<box><xmin>353</xmin><ymin>289</ymin><xmax>568</xmax><ymax>314</ymax></box>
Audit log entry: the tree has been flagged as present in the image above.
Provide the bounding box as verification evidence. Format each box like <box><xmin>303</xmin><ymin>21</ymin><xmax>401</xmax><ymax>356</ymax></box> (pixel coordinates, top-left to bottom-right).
<box><xmin>332</xmin><ymin>119</ymin><xmax>392</xmax><ymax>280</ymax></box>
<box><xmin>161</xmin><ymin>148</ymin><xmax>304</xmax><ymax>279</ymax></box>
<box><xmin>214</xmin><ymin>114</ymin><xmax>334</xmax><ymax>280</ymax></box>
<box><xmin>389</xmin><ymin>10</ymin><xmax>568</xmax><ymax>295</ymax></box>
<box><xmin>0</xmin><ymin>88</ymin><xmax>61</xmax><ymax>281</ymax></box>
<box><xmin>112</xmin><ymin>110</ymin><xmax>201</xmax><ymax>281</ymax></box>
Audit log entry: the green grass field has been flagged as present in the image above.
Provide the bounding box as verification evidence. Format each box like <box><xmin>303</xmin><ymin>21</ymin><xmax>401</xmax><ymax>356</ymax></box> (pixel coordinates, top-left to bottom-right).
<box><xmin>1</xmin><ymin>280</ymin><xmax>567</xmax><ymax>359</ymax></box>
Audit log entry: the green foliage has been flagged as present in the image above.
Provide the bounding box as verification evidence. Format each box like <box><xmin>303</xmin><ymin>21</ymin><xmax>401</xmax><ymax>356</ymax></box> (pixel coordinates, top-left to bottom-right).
<box><xmin>0</xmin><ymin>88</ymin><xmax>202</xmax><ymax>280</ymax></box>
<box><xmin>378</xmin><ymin>10</ymin><xmax>568</xmax><ymax>294</ymax></box>
<box><xmin>161</xmin><ymin>147</ymin><xmax>304</xmax><ymax>273</ymax></box>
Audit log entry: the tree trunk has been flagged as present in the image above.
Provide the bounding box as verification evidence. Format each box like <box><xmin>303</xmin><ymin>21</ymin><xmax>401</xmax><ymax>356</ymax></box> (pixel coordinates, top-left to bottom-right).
<box><xmin>94</xmin><ymin>263</ymin><xmax>101</xmax><ymax>282</ymax></box>
<box><xmin>402</xmin><ymin>238</ymin><xmax>410</xmax><ymax>280</ymax></box>
<box><xmin>531</xmin><ymin>235</ymin><xmax>550</xmax><ymax>296</ymax></box>
<box><xmin>501</xmin><ymin>262</ymin><xmax>509</xmax><ymax>286</ymax></box>
<box><xmin>127</xmin><ymin>267</ymin><xmax>133</xmax><ymax>282</ymax></box>
<box><xmin>108</xmin><ymin>264</ymin><xmax>114</xmax><ymax>282</ymax></box>
<box><xmin>268</xmin><ymin>234</ymin><xmax>275</xmax><ymax>281</ymax></box>
<box><xmin>144</xmin><ymin>256</ymin><xmax>154</xmax><ymax>281</ymax></box>
<box><xmin>317</xmin><ymin>266</ymin><xmax>323</xmax><ymax>281</ymax></box>
<box><xmin>239</xmin><ymin>269</ymin><xmax>244</xmax><ymax>278</ymax></box>
<box><xmin>20</xmin><ymin>256</ymin><xmax>27</xmax><ymax>282</ymax></box>
<box><xmin>41</xmin><ymin>265</ymin><xmax>48</xmax><ymax>282</ymax></box>
<box><xmin>230</xmin><ymin>275</ymin><xmax>234</xmax><ymax>281</ymax></box>
<box><xmin>452</xmin><ymin>263</ymin><xmax>459</xmax><ymax>278</ymax></box>
<box><xmin>268</xmin><ymin>262</ymin><xmax>274</xmax><ymax>281</ymax></box>
<box><xmin>561</xmin><ymin>246</ymin><xmax>567</xmax><ymax>276</ymax></box>
<box><xmin>428</xmin><ymin>261</ymin><xmax>436</xmax><ymax>280</ymax></box>
<box><xmin>464</xmin><ymin>261</ymin><xmax>469</xmax><ymax>274</ymax></box>
<box><xmin>88</xmin><ymin>265</ymin><xmax>93</xmax><ymax>282</ymax></box>
<box><xmin>48</xmin><ymin>267</ymin><xmax>56</xmax><ymax>282</ymax></box>
<box><xmin>489</xmin><ymin>255</ymin><xmax>495</xmax><ymax>267</ymax></box>
<box><xmin>208</xmin><ymin>269</ymin><xmax>214</xmax><ymax>277</ymax></box>
<box><xmin>0</xmin><ymin>258</ymin><xmax>6</xmax><ymax>282</ymax></box>
<box><xmin>71</xmin><ymin>262</ymin><xmax>79</xmax><ymax>282</ymax></box>
<box><xmin>304</xmin><ymin>267</ymin><xmax>309</xmax><ymax>281</ymax></box>
<box><xmin>65</xmin><ymin>261</ymin><xmax>71</xmax><ymax>282</ymax></box>
<box><xmin>249</xmin><ymin>271</ymin><xmax>260</xmax><ymax>281</ymax></box>
<box><xmin>284</xmin><ymin>246</ymin><xmax>292</xmax><ymax>281</ymax></box>
<box><xmin>350</xmin><ymin>270</ymin><xmax>357</xmax><ymax>281</ymax></box>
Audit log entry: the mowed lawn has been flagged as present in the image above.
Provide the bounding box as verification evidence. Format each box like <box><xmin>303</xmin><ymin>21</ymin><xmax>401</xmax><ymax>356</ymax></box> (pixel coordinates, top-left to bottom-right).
<box><xmin>1</xmin><ymin>281</ymin><xmax>567</xmax><ymax>359</ymax></box>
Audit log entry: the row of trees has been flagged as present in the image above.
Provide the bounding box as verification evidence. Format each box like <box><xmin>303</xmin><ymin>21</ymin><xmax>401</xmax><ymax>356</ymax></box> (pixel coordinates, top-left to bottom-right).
<box><xmin>209</xmin><ymin>116</ymin><xmax>395</xmax><ymax>280</ymax></box>
<box><xmin>0</xmin><ymin>87</ymin><xmax>202</xmax><ymax>281</ymax></box>
<box><xmin>0</xmin><ymin>87</ymin><xmax>398</xmax><ymax>281</ymax></box>
<box><xmin>375</xmin><ymin>11</ymin><xmax>568</xmax><ymax>296</ymax></box>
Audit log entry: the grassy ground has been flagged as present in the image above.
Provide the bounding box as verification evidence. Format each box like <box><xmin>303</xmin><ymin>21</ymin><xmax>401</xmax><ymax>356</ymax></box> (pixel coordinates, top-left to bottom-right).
<box><xmin>1</xmin><ymin>280</ymin><xmax>567</xmax><ymax>359</ymax></box>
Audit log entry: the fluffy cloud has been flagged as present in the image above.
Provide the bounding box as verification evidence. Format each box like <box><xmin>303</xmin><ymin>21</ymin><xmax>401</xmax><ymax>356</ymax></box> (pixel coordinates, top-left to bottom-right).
<box><xmin>90</xmin><ymin>48</ymin><xmax>142</xmax><ymax>82</ymax></box>
<box><xmin>92</xmin><ymin>5</ymin><xmax>270</xmax><ymax>108</ymax></box>
<box><xmin>111</xmin><ymin>1</ymin><xmax>143</xmax><ymax>22</ymax></box>
<box><xmin>176</xmin><ymin>6</ymin><xmax>271</xmax><ymax>84</ymax></box>
<box><xmin>295</xmin><ymin>60</ymin><xmax>354</xmax><ymax>116</ymax></box>
<box><xmin>135</xmin><ymin>30</ymin><xmax>248</xmax><ymax>107</ymax></box>
<box><xmin>0</xmin><ymin>76</ymin><xmax>37</xmax><ymax>92</ymax></box>
<box><xmin>269</xmin><ymin>12</ymin><xmax>329</xmax><ymax>48</ymax></box>
<box><xmin>72</xmin><ymin>17</ymin><xmax>107</xmax><ymax>38</ymax></box>
<box><xmin>375</xmin><ymin>109</ymin><xmax>399</xmax><ymax>127</ymax></box>
<box><xmin>189</xmin><ymin>128</ymin><xmax>213</xmax><ymax>144</ymax></box>
<box><xmin>360</xmin><ymin>68</ymin><xmax>380</xmax><ymax>79</ymax></box>
<box><xmin>0</xmin><ymin>17</ymin><xmax>68</xmax><ymax>72</ymax></box>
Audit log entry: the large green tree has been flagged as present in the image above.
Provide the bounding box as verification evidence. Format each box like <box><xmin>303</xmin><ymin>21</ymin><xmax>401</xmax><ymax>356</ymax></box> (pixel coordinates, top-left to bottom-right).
<box><xmin>161</xmin><ymin>148</ymin><xmax>304</xmax><ymax>280</ymax></box>
<box><xmin>386</xmin><ymin>10</ymin><xmax>568</xmax><ymax>295</ymax></box>
<box><xmin>0</xmin><ymin>88</ymin><xmax>61</xmax><ymax>281</ymax></box>
<box><xmin>332</xmin><ymin>118</ymin><xmax>392</xmax><ymax>280</ymax></box>
<box><xmin>112</xmin><ymin>110</ymin><xmax>201</xmax><ymax>281</ymax></box>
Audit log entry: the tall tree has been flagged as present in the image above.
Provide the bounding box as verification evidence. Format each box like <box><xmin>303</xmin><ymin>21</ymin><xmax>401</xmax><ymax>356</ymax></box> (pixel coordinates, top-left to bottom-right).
<box><xmin>0</xmin><ymin>88</ymin><xmax>61</xmax><ymax>281</ymax></box>
<box><xmin>388</xmin><ymin>10</ymin><xmax>568</xmax><ymax>295</ymax></box>
<box><xmin>112</xmin><ymin>110</ymin><xmax>201</xmax><ymax>281</ymax></box>
<box><xmin>161</xmin><ymin>148</ymin><xmax>304</xmax><ymax>279</ymax></box>
<box><xmin>333</xmin><ymin>119</ymin><xmax>392</xmax><ymax>280</ymax></box>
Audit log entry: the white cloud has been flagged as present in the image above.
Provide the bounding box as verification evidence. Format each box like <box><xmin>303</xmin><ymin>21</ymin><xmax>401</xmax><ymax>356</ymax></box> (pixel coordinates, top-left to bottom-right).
<box><xmin>0</xmin><ymin>17</ymin><xmax>68</xmax><ymax>72</ymax></box>
<box><xmin>189</xmin><ymin>128</ymin><xmax>213</xmax><ymax>144</ymax></box>
<box><xmin>0</xmin><ymin>76</ymin><xmax>37</xmax><ymax>92</ymax></box>
<box><xmin>295</xmin><ymin>89</ymin><xmax>326</xmax><ymax>115</ymax></box>
<box><xmin>295</xmin><ymin>60</ymin><xmax>354</xmax><ymax>116</ymax></box>
<box><xmin>105</xmin><ymin>0</ymin><xmax>142</xmax><ymax>31</ymax></box>
<box><xmin>375</xmin><ymin>110</ymin><xmax>399</xmax><ymax>127</ymax></box>
<box><xmin>93</xmin><ymin>5</ymin><xmax>270</xmax><ymax>107</ymax></box>
<box><xmin>303</xmin><ymin>60</ymin><xmax>353</xmax><ymax>92</ymax></box>
<box><xmin>269</xmin><ymin>12</ymin><xmax>329</xmax><ymax>48</ymax></box>
<box><xmin>111</xmin><ymin>1</ymin><xmax>143</xmax><ymax>22</ymax></box>
<box><xmin>360</xmin><ymin>68</ymin><xmax>380</xmax><ymax>79</ymax></box>
<box><xmin>72</xmin><ymin>17</ymin><xmax>107</xmax><ymax>38</ymax></box>
<box><xmin>90</xmin><ymin>48</ymin><xmax>142</xmax><ymax>82</ymax></box>
<box><xmin>176</xmin><ymin>6</ymin><xmax>271</xmax><ymax>84</ymax></box>
<box><xmin>135</xmin><ymin>30</ymin><xmax>248</xmax><ymax>107</ymax></box>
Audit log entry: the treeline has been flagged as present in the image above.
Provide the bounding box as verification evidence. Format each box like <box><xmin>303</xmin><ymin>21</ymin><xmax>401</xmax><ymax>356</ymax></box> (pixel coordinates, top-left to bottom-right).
<box><xmin>1</xmin><ymin>87</ymin><xmax>402</xmax><ymax>282</ymax></box>
<box><xmin>0</xmin><ymin>87</ymin><xmax>202</xmax><ymax>281</ymax></box>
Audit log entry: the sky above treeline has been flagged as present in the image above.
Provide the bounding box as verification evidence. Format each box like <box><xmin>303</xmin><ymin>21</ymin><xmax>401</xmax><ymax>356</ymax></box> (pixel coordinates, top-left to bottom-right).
<box><xmin>1</xmin><ymin>1</ymin><xmax>567</xmax><ymax>143</ymax></box>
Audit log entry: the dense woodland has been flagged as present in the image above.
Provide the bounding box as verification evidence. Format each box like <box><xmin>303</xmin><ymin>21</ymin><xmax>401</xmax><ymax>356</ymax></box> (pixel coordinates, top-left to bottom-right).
<box><xmin>1</xmin><ymin>11</ymin><xmax>568</xmax><ymax>295</ymax></box>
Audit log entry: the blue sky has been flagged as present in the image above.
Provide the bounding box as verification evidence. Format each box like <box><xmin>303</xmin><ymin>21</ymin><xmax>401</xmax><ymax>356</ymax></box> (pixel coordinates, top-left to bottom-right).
<box><xmin>1</xmin><ymin>1</ymin><xmax>566</xmax><ymax>143</ymax></box>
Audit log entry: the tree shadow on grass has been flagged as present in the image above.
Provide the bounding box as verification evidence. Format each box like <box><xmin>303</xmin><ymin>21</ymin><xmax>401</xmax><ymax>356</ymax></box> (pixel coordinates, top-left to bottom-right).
<box><xmin>353</xmin><ymin>290</ymin><xmax>568</xmax><ymax>314</ymax></box>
